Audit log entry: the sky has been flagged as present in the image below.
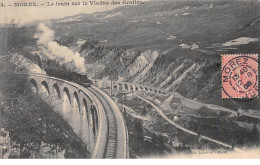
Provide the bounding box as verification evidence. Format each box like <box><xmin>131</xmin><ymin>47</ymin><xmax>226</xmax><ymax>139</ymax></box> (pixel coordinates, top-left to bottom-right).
<box><xmin>0</xmin><ymin>0</ymin><xmax>149</xmax><ymax>24</ymax></box>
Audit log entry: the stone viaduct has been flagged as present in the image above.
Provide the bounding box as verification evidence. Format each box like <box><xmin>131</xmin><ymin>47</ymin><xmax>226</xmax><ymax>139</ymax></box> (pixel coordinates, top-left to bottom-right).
<box><xmin>24</xmin><ymin>73</ymin><xmax>128</xmax><ymax>159</ymax></box>
<box><xmin>93</xmin><ymin>79</ymin><xmax>167</xmax><ymax>96</ymax></box>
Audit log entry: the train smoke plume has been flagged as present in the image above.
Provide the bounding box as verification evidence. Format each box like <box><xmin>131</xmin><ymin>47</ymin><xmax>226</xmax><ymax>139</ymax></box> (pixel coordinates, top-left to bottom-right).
<box><xmin>34</xmin><ymin>23</ymin><xmax>86</xmax><ymax>74</ymax></box>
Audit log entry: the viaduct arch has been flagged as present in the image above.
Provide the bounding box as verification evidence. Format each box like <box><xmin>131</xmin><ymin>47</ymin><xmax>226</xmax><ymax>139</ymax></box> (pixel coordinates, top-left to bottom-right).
<box><xmin>26</xmin><ymin>73</ymin><xmax>128</xmax><ymax>159</ymax></box>
<box><xmin>93</xmin><ymin>79</ymin><xmax>167</xmax><ymax>96</ymax></box>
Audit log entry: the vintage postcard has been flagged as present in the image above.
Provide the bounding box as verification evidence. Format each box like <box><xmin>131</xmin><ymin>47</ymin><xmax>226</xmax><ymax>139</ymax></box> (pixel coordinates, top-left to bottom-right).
<box><xmin>0</xmin><ymin>0</ymin><xmax>260</xmax><ymax>159</ymax></box>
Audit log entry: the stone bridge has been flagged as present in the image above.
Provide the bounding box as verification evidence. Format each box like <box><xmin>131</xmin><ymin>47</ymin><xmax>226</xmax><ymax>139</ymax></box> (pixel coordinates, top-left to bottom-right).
<box><xmin>23</xmin><ymin>73</ymin><xmax>129</xmax><ymax>159</ymax></box>
<box><xmin>93</xmin><ymin>79</ymin><xmax>167</xmax><ymax>96</ymax></box>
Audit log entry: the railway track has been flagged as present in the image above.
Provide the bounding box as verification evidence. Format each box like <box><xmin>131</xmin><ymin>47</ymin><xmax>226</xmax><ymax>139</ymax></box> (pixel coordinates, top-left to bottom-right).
<box><xmin>14</xmin><ymin>72</ymin><xmax>128</xmax><ymax>159</ymax></box>
<box><xmin>88</xmin><ymin>87</ymin><xmax>118</xmax><ymax>158</ymax></box>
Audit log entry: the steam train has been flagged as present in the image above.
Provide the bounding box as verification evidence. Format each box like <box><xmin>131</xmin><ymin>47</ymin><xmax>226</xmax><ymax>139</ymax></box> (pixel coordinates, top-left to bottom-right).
<box><xmin>22</xmin><ymin>52</ymin><xmax>93</xmax><ymax>87</ymax></box>
<box><xmin>41</xmin><ymin>58</ymin><xmax>93</xmax><ymax>88</ymax></box>
<box><xmin>45</xmin><ymin>69</ymin><xmax>93</xmax><ymax>88</ymax></box>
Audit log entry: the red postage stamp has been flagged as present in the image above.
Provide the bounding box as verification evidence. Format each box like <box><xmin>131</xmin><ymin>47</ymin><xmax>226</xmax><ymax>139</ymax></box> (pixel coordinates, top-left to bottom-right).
<box><xmin>221</xmin><ymin>54</ymin><xmax>258</xmax><ymax>99</ymax></box>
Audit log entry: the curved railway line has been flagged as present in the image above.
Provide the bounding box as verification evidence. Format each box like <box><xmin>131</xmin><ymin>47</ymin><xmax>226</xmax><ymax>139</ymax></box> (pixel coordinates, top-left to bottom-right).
<box><xmin>89</xmin><ymin>88</ymin><xmax>118</xmax><ymax>158</ymax></box>
<box><xmin>15</xmin><ymin>72</ymin><xmax>257</xmax><ymax>157</ymax></box>
<box><xmin>88</xmin><ymin>86</ymin><xmax>129</xmax><ymax>158</ymax></box>
<box><xmin>15</xmin><ymin>72</ymin><xmax>129</xmax><ymax>159</ymax></box>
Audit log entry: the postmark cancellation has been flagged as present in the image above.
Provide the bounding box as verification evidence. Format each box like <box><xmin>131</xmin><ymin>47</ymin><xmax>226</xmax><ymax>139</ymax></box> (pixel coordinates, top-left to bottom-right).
<box><xmin>221</xmin><ymin>54</ymin><xmax>258</xmax><ymax>99</ymax></box>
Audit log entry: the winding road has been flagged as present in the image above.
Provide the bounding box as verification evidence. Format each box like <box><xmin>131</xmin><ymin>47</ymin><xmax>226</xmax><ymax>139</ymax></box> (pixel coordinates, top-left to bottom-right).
<box><xmin>135</xmin><ymin>95</ymin><xmax>243</xmax><ymax>151</ymax></box>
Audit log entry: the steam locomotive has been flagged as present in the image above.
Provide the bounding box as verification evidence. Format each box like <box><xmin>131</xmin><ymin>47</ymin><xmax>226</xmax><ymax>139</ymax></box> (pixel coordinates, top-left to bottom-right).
<box><xmin>45</xmin><ymin>69</ymin><xmax>93</xmax><ymax>88</ymax></box>
<box><xmin>42</xmin><ymin>58</ymin><xmax>93</xmax><ymax>88</ymax></box>
<box><xmin>22</xmin><ymin>51</ymin><xmax>92</xmax><ymax>87</ymax></box>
